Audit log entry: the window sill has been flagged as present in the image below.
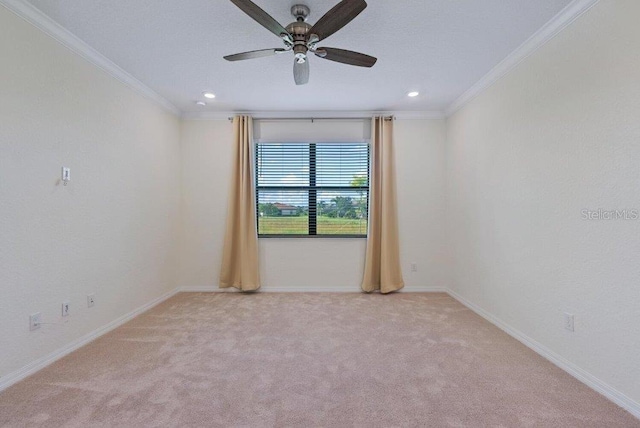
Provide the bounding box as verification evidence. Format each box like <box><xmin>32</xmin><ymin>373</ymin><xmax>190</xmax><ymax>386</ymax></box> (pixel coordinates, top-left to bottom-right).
<box><xmin>258</xmin><ymin>235</ymin><xmax>367</xmax><ymax>239</ymax></box>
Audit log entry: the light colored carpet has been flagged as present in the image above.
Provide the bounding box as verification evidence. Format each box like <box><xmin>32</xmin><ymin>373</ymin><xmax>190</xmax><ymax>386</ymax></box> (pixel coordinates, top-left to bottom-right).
<box><xmin>0</xmin><ymin>292</ymin><xmax>637</xmax><ymax>427</ymax></box>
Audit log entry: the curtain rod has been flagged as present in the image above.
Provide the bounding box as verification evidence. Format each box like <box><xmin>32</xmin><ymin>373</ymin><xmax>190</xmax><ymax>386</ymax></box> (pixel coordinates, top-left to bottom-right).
<box><xmin>227</xmin><ymin>116</ymin><xmax>395</xmax><ymax>122</ymax></box>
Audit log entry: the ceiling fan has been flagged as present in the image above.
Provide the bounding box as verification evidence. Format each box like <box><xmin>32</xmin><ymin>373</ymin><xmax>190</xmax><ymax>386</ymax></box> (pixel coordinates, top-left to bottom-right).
<box><xmin>224</xmin><ymin>0</ymin><xmax>377</xmax><ymax>85</ymax></box>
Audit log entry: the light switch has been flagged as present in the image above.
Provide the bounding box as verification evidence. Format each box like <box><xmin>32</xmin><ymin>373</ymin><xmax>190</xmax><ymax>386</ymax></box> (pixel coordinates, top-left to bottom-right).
<box><xmin>62</xmin><ymin>167</ymin><xmax>71</xmax><ymax>185</ymax></box>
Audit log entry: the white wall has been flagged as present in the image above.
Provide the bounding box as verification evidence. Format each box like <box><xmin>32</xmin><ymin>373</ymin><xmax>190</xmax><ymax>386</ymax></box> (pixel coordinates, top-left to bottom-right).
<box><xmin>5</xmin><ymin>0</ymin><xmax>637</xmax><ymax>414</ymax></box>
<box><xmin>178</xmin><ymin>118</ymin><xmax>447</xmax><ymax>291</ymax></box>
<box><xmin>446</xmin><ymin>0</ymin><xmax>640</xmax><ymax>407</ymax></box>
<box><xmin>0</xmin><ymin>7</ymin><xmax>181</xmax><ymax>379</ymax></box>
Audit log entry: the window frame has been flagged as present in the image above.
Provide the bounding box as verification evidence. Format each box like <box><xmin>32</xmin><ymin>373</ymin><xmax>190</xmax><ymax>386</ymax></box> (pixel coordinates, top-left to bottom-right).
<box><xmin>255</xmin><ymin>141</ymin><xmax>370</xmax><ymax>239</ymax></box>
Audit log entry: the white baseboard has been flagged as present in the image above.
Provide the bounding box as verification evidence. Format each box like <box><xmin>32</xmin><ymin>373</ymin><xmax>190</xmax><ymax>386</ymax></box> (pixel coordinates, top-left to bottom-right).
<box><xmin>6</xmin><ymin>285</ymin><xmax>634</xmax><ymax>420</ymax></box>
<box><xmin>401</xmin><ymin>285</ymin><xmax>448</xmax><ymax>293</ymax></box>
<box><xmin>180</xmin><ymin>286</ymin><xmax>237</xmax><ymax>292</ymax></box>
<box><xmin>254</xmin><ymin>286</ymin><xmax>362</xmax><ymax>293</ymax></box>
<box><xmin>445</xmin><ymin>288</ymin><xmax>640</xmax><ymax>420</ymax></box>
<box><xmin>0</xmin><ymin>287</ymin><xmax>180</xmax><ymax>393</ymax></box>
<box><xmin>179</xmin><ymin>285</ymin><xmax>447</xmax><ymax>293</ymax></box>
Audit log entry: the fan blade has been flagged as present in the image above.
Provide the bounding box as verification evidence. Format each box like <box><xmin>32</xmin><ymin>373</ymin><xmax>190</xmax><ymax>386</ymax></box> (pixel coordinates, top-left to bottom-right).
<box><xmin>229</xmin><ymin>0</ymin><xmax>290</xmax><ymax>39</ymax></box>
<box><xmin>294</xmin><ymin>59</ymin><xmax>309</xmax><ymax>85</ymax></box>
<box><xmin>308</xmin><ymin>0</ymin><xmax>367</xmax><ymax>42</ymax></box>
<box><xmin>224</xmin><ymin>48</ymin><xmax>287</xmax><ymax>61</ymax></box>
<box><xmin>315</xmin><ymin>48</ymin><xmax>377</xmax><ymax>67</ymax></box>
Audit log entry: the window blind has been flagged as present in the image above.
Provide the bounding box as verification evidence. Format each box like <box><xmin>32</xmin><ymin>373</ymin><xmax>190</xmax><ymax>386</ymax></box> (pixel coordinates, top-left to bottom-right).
<box><xmin>256</xmin><ymin>142</ymin><xmax>370</xmax><ymax>237</ymax></box>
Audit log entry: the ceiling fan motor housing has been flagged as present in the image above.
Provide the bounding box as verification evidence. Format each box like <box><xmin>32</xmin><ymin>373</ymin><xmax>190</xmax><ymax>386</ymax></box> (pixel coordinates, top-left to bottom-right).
<box><xmin>286</xmin><ymin>16</ymin><xmax>312</xmax><ymax>63</ymax></box>
<box><xmin>285</xmin><ymin>21</ymin><xmax>311</xmax><ymax>38</ymax></box>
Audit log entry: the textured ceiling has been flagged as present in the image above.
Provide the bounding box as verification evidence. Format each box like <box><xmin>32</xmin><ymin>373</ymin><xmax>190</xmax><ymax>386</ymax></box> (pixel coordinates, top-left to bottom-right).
<box><xmin>25</xmin><ymin>0</ymin><xmax>572</xmax><ymax>113</ymax></box>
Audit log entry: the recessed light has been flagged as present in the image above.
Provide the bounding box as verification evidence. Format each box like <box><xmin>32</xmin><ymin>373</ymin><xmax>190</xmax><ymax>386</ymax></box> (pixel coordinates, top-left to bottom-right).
<box><xmin>203</xmin><ymin>92</ymin><xmax>216</xmax><ymax>99</ymax></box>
<box><xmin>407</xmin><ymin>91</ymin><xmax>419</xmax><ymax>98</ymax></box>
<box><xmin>196</xmin><ymin>101</ymin><xmax>207</xmax><ymax>106</ymax></box>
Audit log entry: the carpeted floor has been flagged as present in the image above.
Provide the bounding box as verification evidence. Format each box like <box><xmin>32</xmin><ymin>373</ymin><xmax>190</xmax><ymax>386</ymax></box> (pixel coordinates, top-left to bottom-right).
<box><xmin>0</xmin><ymin>292</ymin><xmax>637</xmax><ymax>427</ymax></box>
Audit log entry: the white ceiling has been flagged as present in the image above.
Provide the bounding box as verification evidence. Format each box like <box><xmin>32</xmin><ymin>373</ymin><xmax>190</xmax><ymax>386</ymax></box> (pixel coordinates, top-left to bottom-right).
<box><xmin>24</xmin><ymin>0</ymin><xmax>572</xmax><ymax>114</ymax></box>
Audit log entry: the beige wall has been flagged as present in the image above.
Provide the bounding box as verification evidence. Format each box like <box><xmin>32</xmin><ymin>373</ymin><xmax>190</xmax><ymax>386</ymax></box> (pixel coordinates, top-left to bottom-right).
<box><xmin>178</xmin><ymin>118</ymin><xmax>448</xmax><ymax>291</ymax></box>
<box><xmin>446</xmin><ymin>0</ymin><xmax>640</xmax><ymax>406</ymax></box>
<box><xmin>0</xmin><ymin>7</ymin><xmax>181</xmax><ymax>378</ymax></box>
<box><xmin>3</xmin><ymin>0</ymin><xmax>639</xmax><ymax>414</ymax></box>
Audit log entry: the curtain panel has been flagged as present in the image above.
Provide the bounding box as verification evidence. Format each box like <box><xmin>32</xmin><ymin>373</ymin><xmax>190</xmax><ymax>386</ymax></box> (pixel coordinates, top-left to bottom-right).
<box><xmin>361</xmin><ymin>117</ymin><xmax>404</xmax><ymax>294</ymax></box>
<box><xmin>220</xmin><ymin>116</ymin><xmax>261</xmax><ymax>291</ymax></box>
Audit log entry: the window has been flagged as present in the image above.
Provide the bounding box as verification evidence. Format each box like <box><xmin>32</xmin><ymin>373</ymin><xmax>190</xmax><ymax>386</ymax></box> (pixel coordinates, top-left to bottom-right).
<box><xmin>256</xmin><ymin>142</ymin><xmax>369</xmax><ymax>237</ymax></box>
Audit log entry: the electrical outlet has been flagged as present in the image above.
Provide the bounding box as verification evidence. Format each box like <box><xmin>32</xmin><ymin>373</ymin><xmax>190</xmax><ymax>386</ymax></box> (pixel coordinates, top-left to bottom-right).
<box><xmin>410</xmin><ymin>263</ymin><xmax>418</xmax><ymax>272</ymax></box>
<box><xmin>29</xmin><ymin>313</ymin><xmax>42</xmax><ymax>331</ymax></box>
<box><xmin>61</xmin><ymin>302</ymin><xmax>70</xmax><ymax>317</ymax></box>
<box><xmin>564</xmin><ymin>313</ymin><xmax>575</xmax><ymax>332</ymax></box>
<box><xmin>87</xmin><ymin>294</ymin><xmax>95</xmax><ymax>308</ymax></box>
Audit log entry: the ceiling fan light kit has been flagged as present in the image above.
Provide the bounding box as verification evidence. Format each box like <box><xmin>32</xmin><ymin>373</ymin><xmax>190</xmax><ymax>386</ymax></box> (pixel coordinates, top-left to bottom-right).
<box><xmin>224</xmin><ymin>0</ymin><xmax>377</xmax><ymax>85</ymax></box>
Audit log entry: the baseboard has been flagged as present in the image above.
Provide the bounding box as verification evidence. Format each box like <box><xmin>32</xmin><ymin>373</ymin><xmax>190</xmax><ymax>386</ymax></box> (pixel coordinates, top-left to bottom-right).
<box><xmin>0</xmin><ymin>287</ymin><xmax>180</xmax><ymax>393</ymax></box>
<box><xmin>180</xmin><ymin>286</ymin><xmax>237</xmax><ymax>292</ymax></box>
<box><xmin>180</xmin><ymin>285</ymin><xmax>448</xmax><ymax>293</ymax></box>
<box><xmin>445</xmin><ymin>288</ymin><xmax>640</xmax><ymax>420</ymax></box>
<box><xmin>401</xmin><ymin>285</ymin><xmax>448</xmax><ymax>293</ymax></box>
<box><xmin>9</xmin><ymin>285</ymin><xmax>632</xmax><ymax>419</ymax></box>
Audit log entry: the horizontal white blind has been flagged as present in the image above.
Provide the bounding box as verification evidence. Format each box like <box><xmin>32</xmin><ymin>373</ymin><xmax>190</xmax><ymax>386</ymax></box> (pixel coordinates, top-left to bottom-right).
<box><xmin>257</xmin><ymin>144</ymin><xmax>369</xmax><ymax>187</ymax></box>
<box><xmin>256</xmin><ymin>142</ymin><xmax>369</xmax><ymax>237</ymax></box>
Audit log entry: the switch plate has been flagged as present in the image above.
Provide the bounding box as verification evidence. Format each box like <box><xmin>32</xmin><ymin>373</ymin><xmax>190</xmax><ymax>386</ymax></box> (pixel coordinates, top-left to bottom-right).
<box><xmin>564</xmin><ymin>313</ymin><xmax>575</xmax><ymax>332</ymax></box>
<box><xmin>62</xmin><ymin>302</ymin><xmax>70</xmax><ymax>317</ymax></box>
<box><xmin>87</xmin><ymin>294</ymin><xmax>95</xmax><ymax>308</ymax></box>
<box><xmin>61</xmin><ymin>167</ymin><xmax>71</xmax><ymax>185</ymax></box>
<box><xmin>29</xmin><ymin>313</ymin><xmax>42</xmax><ymax>331</ymax></box>
<box><xmin>410</xmin><ymin>263</ymin><xmax>418</xmax><ymax>272</ymax></box>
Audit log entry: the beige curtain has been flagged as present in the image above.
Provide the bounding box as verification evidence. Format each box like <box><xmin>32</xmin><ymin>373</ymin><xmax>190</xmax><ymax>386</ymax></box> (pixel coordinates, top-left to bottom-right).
<box><xmin>220</xmin><ymin>116</ymin><xmax>261</xmax><ymax>291</ymax></box>
<box><xmin>361</xmin><ymin>117</ymin><xmax>404</xmax><ymax>294</ymax></box>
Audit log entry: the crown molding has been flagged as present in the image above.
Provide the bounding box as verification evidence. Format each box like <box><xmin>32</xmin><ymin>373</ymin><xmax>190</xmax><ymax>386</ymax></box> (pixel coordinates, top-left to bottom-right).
<box><xmin>181</xmin><ymin>110</ymin><xmax>446</xmax><ymax>121</ymax></box>
<box><xmin>445</xmin><ymin>0</ymin><xmax>600</xmax><ymax>117</ymax></box>
<box><xmin>0</xmin><ymin>0</ymin><xmax>181</xmax><ymax>116</ymax></box>
<box><xmin>2</xmin><ymin>0</ymin><xmax>599</xmax><ymax>121</ymax></box>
